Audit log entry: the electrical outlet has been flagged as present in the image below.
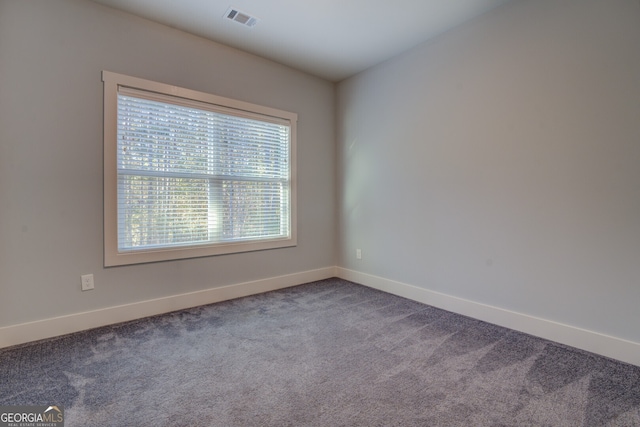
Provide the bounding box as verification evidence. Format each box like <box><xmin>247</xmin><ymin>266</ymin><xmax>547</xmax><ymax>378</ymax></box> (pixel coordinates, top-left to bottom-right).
<box><xmin>356</xmin><ymin>249</ymin><xmax>362</xmax><ymax>260</ymax></box>
<box><xmin>81</xmin><ymin>274</ymin><xmax>94</xmax><ymax>291</ymax></box>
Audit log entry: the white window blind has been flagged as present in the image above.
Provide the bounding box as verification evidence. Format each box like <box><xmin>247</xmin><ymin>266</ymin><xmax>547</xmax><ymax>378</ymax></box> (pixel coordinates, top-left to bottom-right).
<box><xmin>103</xmin><ymin>71</ymin><xmax>297</xmax><ymax>266</ymax></box>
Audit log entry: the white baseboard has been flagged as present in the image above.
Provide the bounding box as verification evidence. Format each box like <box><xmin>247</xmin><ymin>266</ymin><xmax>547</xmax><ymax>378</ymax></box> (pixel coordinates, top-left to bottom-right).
<box><xmin>4</xmin><ymin>265</ymin><xmax>638</xmax><ymax>367</ymax></box>
<box><xmin>0</xmin><ymin>266</ymin><xmax>337</xmax><ymax>349</ymax></box>
<box><xmin>337</xmin><ymin>267</ymin><xmax>640</xmax><ymax>367</ymax></box>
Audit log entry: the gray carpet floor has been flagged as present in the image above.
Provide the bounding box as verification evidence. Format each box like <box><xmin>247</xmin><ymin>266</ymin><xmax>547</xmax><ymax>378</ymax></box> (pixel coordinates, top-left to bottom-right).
<box><xmin>1</xmin><ymin>278</ymin><xmax>640</xmax><ymax>426</ymax></box>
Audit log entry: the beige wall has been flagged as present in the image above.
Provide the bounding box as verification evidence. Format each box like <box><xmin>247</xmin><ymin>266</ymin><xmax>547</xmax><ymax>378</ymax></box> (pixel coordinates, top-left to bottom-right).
<box><xmin>0</xmin><ymin>0</ymin><xmax>336</xmax><ymax>327</ymax></box>
<box><xmin>337</xmin><ymin>0</ymin><xmax>640</xmax><ymax>343</ymax></box>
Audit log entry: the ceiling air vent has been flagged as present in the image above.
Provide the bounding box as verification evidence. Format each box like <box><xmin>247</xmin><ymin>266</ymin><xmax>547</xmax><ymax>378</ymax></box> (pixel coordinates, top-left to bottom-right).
<box><xmin>224</xmin><ymin>7</ymin><xmax>259</xmax><ymax>28</ymax></box>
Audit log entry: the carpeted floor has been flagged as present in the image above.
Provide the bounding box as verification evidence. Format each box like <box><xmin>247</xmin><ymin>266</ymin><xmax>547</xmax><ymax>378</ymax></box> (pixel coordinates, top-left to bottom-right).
<box><xmin>1</xmin><ymin>278</ymin><xmax>640</xmax><ymax>426</ymax></box>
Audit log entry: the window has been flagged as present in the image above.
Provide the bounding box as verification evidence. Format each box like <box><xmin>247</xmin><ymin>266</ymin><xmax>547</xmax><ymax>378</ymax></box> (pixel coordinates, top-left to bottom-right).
<box><xmin>102</xmin><ymin>71</ymin><xmax>297</xmax><ymax>266</ymax></box>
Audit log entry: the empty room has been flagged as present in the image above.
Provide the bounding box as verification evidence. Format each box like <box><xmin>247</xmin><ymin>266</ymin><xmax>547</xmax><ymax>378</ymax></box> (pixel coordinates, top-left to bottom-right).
<box><xmin>1</xmin><ymin>0</ymin><xmax>639</xmax><ymax>425</ymax></box>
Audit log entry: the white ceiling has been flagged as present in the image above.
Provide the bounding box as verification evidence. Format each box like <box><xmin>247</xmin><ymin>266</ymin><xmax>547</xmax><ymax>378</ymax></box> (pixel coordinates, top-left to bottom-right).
<box><xmin>91</xmin><ymin>0</ymin><xmax>514</xmax><ymax>82</ymax></box>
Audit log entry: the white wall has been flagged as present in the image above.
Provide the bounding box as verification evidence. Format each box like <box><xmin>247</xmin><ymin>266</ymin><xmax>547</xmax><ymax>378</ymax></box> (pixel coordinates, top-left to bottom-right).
<box><xmin>0</xmin><ymin>0</ymin><xmax>335</xmax><ymax>329</ymax></box>
<box><xmin>337</xmin><ymin>0</ymin><xmax>640</xmax><ymax>344</ymax></box>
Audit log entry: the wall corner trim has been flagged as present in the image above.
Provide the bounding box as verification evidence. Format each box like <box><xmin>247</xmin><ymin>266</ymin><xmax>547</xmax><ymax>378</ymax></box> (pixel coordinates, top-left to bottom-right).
<box><xmin>0</xmin><ymin>266</ymin><xmax>337</xmax><ymax>349</ymax></box>
<box><xmin>336</xmin><ymin>267</ymin><xmax>640</xmax><ymax>367</ymax></box>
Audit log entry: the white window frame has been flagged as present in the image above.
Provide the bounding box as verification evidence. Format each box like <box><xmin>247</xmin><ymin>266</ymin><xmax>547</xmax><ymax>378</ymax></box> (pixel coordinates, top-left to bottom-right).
<box><xmin>102</xmin><ymin>71</ymin><xmax>297</xmax><ymax>266</ymax></box>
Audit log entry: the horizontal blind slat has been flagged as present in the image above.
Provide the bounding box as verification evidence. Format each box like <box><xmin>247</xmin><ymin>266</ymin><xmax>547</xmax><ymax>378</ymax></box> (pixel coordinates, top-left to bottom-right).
<box><xmin>116</xmin><ymin>89</ymin><xmax>291</xmax><ymax>253</ymax></box>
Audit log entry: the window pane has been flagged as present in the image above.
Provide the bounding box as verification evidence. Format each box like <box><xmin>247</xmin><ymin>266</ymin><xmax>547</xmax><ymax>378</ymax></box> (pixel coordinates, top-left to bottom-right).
<box><xmin>116</xmin><ymin>92</ymin><xmax>291</xmax><ymax>252</ymax></box>
<box><xmin>220</xmin><ymin>180</ymin><xmax>289</xmax><ymax>240</ymax></box>
<box><xmin>117</xmin><ymin>175</ymin><xmax>211</xmax><ymax>251</ymax></box>
<box><xmin>215</xmin><ymin>115</ymin><xmax>290</xmax><ymax>179</ymax></box>
<box><xmin>118</xmin><ymin>95</ymin><xmax>215</xmax><ymax>176</ymax></box>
